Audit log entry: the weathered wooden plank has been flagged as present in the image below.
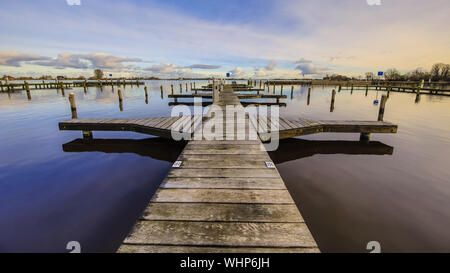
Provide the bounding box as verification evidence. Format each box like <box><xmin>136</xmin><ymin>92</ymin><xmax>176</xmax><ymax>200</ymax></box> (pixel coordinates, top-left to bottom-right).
<box><xmin>160</xmin><ymin>177</ymin><xmax>285</xmax><ymax>189</ymax></box>
<box><xmin>178</xmin><ymin>154</ymin><xmax>271</xmax><ymax>161</ymax></box>
<box><xmin>151</xmin><ymin>189</ymin><xmax>293</xmax><ymax>203</ymax></box>
<box><xmin>179</xmin><ymin>160</ymin><xmax>268</xmax><ymax>169</ymax></box>
<box><xmin>167</xmin><ymin>168</ymin><xmax>279</xmax><ymax>178</ymax></box>
<box><xmin>142</xmin><ymin>203</ymin><xmax>303</xmax><ymax>222</ymax></box>
<box><xmin>123</xmin><ymin>221</ymin><xmax>317</xmax><ymax>247</ymax></box>
<box><xmin>118</xmin><ymin>245</ymin><xmax>320</xmax><ymax>253</ymax></box>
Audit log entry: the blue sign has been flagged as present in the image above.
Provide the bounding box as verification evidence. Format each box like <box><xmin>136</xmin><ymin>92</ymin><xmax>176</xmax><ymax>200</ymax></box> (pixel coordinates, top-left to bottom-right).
<box><xmin>109</xmin><ymin>74</ymin><xmax>113</xmax><ymax>77</ymax></box>
<box><xmin>378</xmin><ymin>71</ymin><xmax>384</xmax><ymax>76</ymax></box>
<box><xmin>226</xmin><ymin>73</ymin><xmax>230</xmax><ymax>77</ymax></box>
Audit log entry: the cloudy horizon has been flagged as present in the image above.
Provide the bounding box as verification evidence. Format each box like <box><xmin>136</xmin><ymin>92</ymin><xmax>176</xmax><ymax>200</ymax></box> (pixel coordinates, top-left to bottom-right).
<box><xmin>0</xmin><ymin>0</ymin><xmax>449</xmax><ymax>78</ymax></box>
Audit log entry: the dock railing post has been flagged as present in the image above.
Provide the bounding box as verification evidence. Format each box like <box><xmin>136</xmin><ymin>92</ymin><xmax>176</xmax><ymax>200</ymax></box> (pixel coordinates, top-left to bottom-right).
<box><xmin>69</xmin><ymin>93</ymin><xmax>77</xmax><ymax>119</ymax></box>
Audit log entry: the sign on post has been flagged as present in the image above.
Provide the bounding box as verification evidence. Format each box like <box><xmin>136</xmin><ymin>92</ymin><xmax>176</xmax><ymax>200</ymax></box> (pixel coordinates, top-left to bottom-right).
<box><xmin>378</xmin><ymin>71</ymin><xmax>384</xmax><ymax>76</ymax></box>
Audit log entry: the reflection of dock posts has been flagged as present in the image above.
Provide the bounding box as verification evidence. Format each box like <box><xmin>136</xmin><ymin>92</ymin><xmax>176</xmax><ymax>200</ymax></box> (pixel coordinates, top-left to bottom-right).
<box><xmin>83</xmin><ymin>80</ymin><xmax>87</xmax><ymax>93</ymax></box>
<box><xmin>330</xmin><ymin>89</ymin><xmax>336</xmax><ymax>112</ymax></box>
<box><xmin>378</xmin><ymin>95</ymin><xmax>387</xmax><ymax>121</ymax></box>
<box><xmin>60</xmin><ymin>82</ymin><xmax>65</xmax><ymax>96</ymax></box>
<box><xmin>365</xmin><ymin>85</ymin><xmax>369</xmax><ymax>96</ymax></box>
<box><xmin>25</xmin><ymin>81</ymin><xmax>31</xmax><ymax>100</ymax></box>
<box><xmin>118</xmin><ymin>89</ymin><xmax>123</xmax><ymax>111</ymax></box>
<box><xmin>69</xmin><ymin>93</ymin><xmax>77</xmax><ymax>119</ymax></box>
<box><xmin>307</xmin><ymin>87</ymin><xmax>311</xmax><ymax>105</ymax></box>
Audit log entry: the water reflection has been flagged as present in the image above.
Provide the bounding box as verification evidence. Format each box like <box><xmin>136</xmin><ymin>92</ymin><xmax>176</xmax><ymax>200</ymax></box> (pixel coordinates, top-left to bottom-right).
<box><xmin>63</xmin><ymin>138</ymin><xmax>186</xmax><ymax>163</ymax></box>
<box><xmin>269</xmin><ymin>138</ymin><xmax>394</xmax><ymax>164</ymax></box>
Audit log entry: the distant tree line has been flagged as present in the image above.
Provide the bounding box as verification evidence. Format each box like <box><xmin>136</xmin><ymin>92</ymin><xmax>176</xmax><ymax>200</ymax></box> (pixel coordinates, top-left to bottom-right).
<box><xmin>372</xmin><ymin>63</ymin><xmax>450</xmax><ymax>82</ymax></box>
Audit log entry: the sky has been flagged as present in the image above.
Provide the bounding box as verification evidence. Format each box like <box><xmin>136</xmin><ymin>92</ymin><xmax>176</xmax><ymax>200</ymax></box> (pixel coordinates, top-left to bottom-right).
<box><xmin>0</xmin><ymin>0</ymin><xmax>449</xmax><ymax>78</ymax></box>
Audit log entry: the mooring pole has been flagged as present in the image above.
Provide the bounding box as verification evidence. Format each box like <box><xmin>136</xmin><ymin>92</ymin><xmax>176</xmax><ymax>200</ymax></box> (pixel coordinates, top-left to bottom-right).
<box><xmin>330</xmin><ymin>89</ymin><xmax>336</xmax><ymax>112</ymax></box>
<box><xmin>145</xmin><ymin>86</ymin><xmax>148</xmax><ymax>104</ymax></box>
<box><xmin>69</xmin><ymin>93</ymin><xmax>77</xmax><ymax>119</ymax></box>
<box><xmin>25</xmin><ymin>81</ymin><xmax>31</xmax><ymax>100</ymax></box>
<box><xmin>365</xmin><ymin>85</ymin><xmax>369</xmax><ymax>96</ymax></box>
<box><xmin>60</xmin><ymin>82</ymin><xmax>65</xmax><ymax>96</ymax></box>
<box><xmin>180</xmin><ymin>84</ymin><xmax>183</xmax><ymax>93</ymax></box>
<box><xmin>378</xmin><ymin>95</ymin><xmax>387</xmax><ymax>121</ymax></box>
<box><xmin>307</xmin><ymin>87</ymin><xmax>311</xmax><ymax>105</ymax></box>
<box><xmin>118</xmin><ymin>89</ymin><xmax>123</xmax><ymax>111</ymax></box>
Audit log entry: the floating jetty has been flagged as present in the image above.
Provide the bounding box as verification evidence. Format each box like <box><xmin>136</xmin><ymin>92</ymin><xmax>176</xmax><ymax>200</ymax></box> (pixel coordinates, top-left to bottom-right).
<box><xmin>59</xmin><ymin>81</ymin><xmax>397</xmax><ymax>253</ymax></box>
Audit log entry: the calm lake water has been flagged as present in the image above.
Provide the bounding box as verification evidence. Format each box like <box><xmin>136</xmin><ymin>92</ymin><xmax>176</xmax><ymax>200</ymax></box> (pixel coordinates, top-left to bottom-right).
<box><xmin>1</xmin><ymin>81</ymin><xmax>449</xmax><ymax>253</ymax></box>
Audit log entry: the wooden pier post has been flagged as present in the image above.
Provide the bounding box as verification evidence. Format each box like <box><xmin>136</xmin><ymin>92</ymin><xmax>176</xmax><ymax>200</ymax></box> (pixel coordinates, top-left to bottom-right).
<box><xmin>0</xmin><ymin>80</ymin><xmax>3</xmax><ymax>92</ymax></box>
<box><xmin>387</xmin><ymin>86</ymin><xmax>391</xmax><ymax>98</ymax></box>
<box><xmin>291</xmin><ymin>86</ymin><xmax>294</xmax><ymax>100</ymax></box>
<box><xmin>351</xmin><ymin>84</ymin><xmax>354</xmax><ymax>94</ymax></box>
<box><xmin>118</xmin><ymin>89</ymin><xmax>123</xmax><ymax>111</ymax></box>
<box><xmin>69</xmin><ymin>93</ymin><xmax>77</xmax><ymax>119</ymax></box>
<box><xmin>60</xmin><ymin>82</ymin><xmax>65</xmax><ymax>96</ymax></box>
<box><xmin>180</xmin><ymin>84</ymin><xmax>183</xmax><ymax>93</ymax></box>
<box><xmin>378</xmin><ymin>95</ymin><xmax>387</xmax><ymax>121</ymax></box>
<box><xmin>281</xmin><ymin>85</ymin><xmax>284</xmax><ymax>92</ymax></box>
<box><xmin>330</xmin><ymin>89</ymin><xmax>336</xmax><ymax>112</ymax></box>
<box><xmin>307</xmin><ymin>87</ymin><xmax>311</xmax><ymax>105</ymax></box>
<box><xmin>25</xmin><ymin>81</ymin><xmax>31</xmax><ymax>100</ymax></box>
<box><xmin>160</xmin><ymin>86</ymin><xmax>163</xmax><ymax>99</ymax></box>
<box><xmin>123</xmin><ymin>79</ymin><xmax>126</xmax><ymax>87</ymax></box>
<box><xmin>365</xmin><ymin>85</ymin><xmax>369</xmax><ymax>96</ymax></box>
<box><xmin>137</xmin><ymin>79</ymin><xmax>140</xmax><ymax>87</ymax></box>
<box><xmin>338</xmin><ymin>84</ymin><xmax>342</xmax><ymax>92</ymax></box>
<box><xmin>186</xmin><ymin>83</ymin><xmax>188</xmax><ymax>91</ymax></box>
<box><xmin>84</xmin><ymin>80</ymin><xmax>87</xmax><ymax>93</ymax></box>
<box><xmin>194</xmin><ymin>82</ymin><xmax>196</xmax><ymax>89</ymax></box>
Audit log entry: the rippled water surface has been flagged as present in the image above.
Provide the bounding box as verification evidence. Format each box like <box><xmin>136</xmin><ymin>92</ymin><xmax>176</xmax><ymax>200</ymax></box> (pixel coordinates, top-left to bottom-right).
<box><xmin>1</xmin><ymin>81</ymin><xmax>449</xmax><ymax>252</ymax></box>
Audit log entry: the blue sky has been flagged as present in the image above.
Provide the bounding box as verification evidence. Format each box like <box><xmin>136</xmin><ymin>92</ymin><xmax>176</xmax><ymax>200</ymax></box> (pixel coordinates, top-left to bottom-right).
<box><xmin>0</xmin><ymin>0</ymin><xmax>449</xmax><ymax>78</ymax></box>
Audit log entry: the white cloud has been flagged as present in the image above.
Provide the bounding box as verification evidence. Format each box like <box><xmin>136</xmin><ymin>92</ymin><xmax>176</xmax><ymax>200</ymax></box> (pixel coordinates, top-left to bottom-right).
<box><xmin>229</xmin><ymin>67</ymin><xmax>246</xmax><ymax>78</ymax></box>
<box><xmin>183</xmin><ymin>64</ymin><xmax>221</xmax><ymax>69</ymax></box>
<box><xmin>34</xmin><ymin>52</ymin><xmax>144</xmax><ymax>69</ymax></box>
<box><xmin>265</xmin><ymin>60</ymin><xmax>276</xmax><ymax>71</ymax></box>
<box><xmin>0</xmin><ymin>51</ymin><xmax>50</xmax><ymax>67</ymax></box>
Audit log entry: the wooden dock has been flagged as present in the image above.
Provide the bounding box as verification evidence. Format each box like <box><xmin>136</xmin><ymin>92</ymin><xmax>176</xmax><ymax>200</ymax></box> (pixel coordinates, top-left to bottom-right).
<box><xmin>0</xmin><ymin>79</ymin><xmax>144</xmax><ymax>92</ymax></box>
<box><xmin>117</xmin><ymin>84</ymin><xmax>319</xmax><ymax>253</ymax></box>
<box><xmin>58</xmin><ymin>81</ymin><xmax>398</xmax><ymax>253</ymax></box>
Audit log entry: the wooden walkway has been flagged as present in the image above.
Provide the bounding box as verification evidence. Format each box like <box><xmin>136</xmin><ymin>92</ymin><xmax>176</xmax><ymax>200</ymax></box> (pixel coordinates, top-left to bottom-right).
<box><xmin>116</xmin><ymin>84</ymin><xmax>319</xmax><ymax>253</ymax></box>
<box><xmin>59</xmin><ymin>117</ymin><xmax>397</xmax><ymax>142</ymax></box>
<box><xmin>58</xmin><ymin>82</ymin><xmax>398</xmax><ymax>253</ymax></box>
